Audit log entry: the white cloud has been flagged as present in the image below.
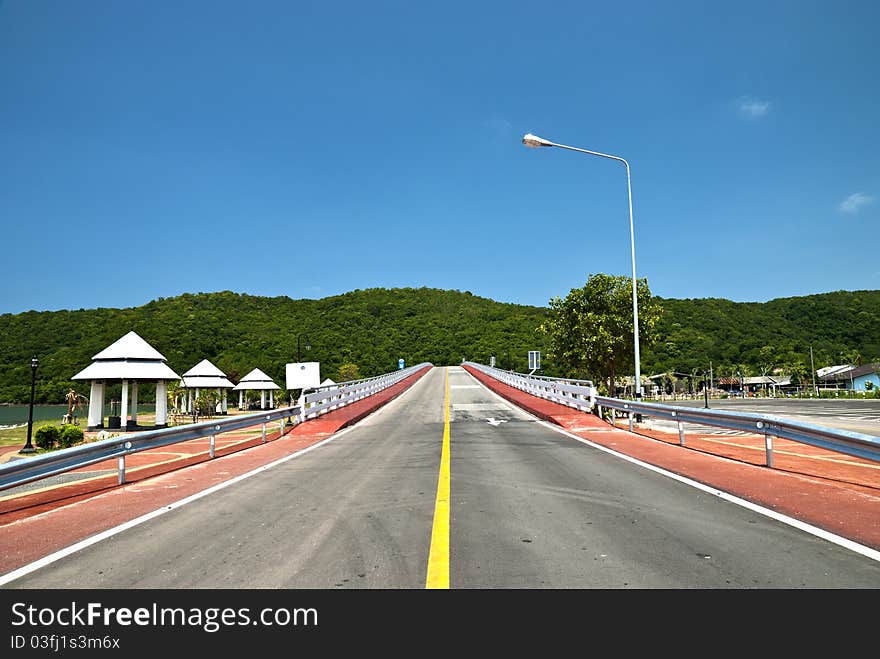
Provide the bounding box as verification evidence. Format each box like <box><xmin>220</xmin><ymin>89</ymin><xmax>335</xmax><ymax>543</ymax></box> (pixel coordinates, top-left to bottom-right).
<box><xmin>737</xmin><ymin>96</ymin><xmax>771</xmax><ymax>118</ymax></box>
<box><xmin>839</xmin><ymin>192</ymin><xmax>875</xmax><ymax>214</ymax></box>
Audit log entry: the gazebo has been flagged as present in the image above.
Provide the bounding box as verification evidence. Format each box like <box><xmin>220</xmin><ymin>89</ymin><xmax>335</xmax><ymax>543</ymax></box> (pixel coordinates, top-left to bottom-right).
<box><xmin>72</xmin><ymin>331</ymin><xmax>181</xmax><ymax>431</ymax></box>
<box><xmin>233</xmin><ymin>368</ymin><xmax>280</xmax><ymax>410</ymax></box>
<box><xmin>180</xmin><ymin>359</ymin><xmax>235</xmax><ymax>415</ymax></box>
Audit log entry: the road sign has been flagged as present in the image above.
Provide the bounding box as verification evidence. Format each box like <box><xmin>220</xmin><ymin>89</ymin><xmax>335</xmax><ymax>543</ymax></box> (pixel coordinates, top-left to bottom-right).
<box><xmin>528</xmin><ymin>351</ymin><xmax>541</xmax><ymax>370</ymax></box>
<box><xmin>490</xmin><ymin>356</ymin><xmax>496</xmax><ymax>367</ymax></box>
<box><xmin>398</xmin><ymin>358</ymin><xmax>405</xmax><ymax>370</ymax></box>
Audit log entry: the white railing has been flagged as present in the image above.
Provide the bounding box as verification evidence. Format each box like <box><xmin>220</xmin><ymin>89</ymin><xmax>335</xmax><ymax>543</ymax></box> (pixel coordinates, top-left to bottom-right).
<box><xmin>301</xmin><ymin>363</ymin><xmax>432</xmax><ymax>419</ymax></box>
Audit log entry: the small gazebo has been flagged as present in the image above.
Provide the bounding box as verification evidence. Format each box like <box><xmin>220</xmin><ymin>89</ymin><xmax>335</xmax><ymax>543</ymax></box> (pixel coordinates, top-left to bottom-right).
<box><xmin>233</xmin><ymin>368</ymin><xmax>280</xmax><ymax>410</ymax></box>
<box><xmin>72</xmin><ymin>331</ymin><xmax>181</xmax><ymax>431</ymax></box>
<box><xmin>180</xmin><ymin>359</ymin><xmax>235</xmax><ymax>415</ymax></box>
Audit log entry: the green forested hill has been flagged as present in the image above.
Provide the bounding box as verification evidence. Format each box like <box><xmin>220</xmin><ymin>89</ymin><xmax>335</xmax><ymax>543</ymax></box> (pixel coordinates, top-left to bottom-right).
<box><xmin>649</xmin><ymin>290</ymin><xmax>880</xmax><ymax>379</ymax></box>
<box><xmin>0</xmin><ymin>287</ymin><xmax>877</xmax><ymax>403</ymax></box>
<box><xmin>0</xmin><ymin>288</ymin><xmax>547</xmax><ymax>403</ymax></box>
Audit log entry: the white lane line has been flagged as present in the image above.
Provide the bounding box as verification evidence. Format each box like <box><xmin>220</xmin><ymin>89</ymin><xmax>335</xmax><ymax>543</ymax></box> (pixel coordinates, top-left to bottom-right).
<box><xmin>0</xmin><ymin>367</ymin><xmax>436</xmax><ymax>586</ymax></box>
<box><xmin>462</xmin><ymin>369</ymin><xmax>880</xmax><ymax>563</ymax></box>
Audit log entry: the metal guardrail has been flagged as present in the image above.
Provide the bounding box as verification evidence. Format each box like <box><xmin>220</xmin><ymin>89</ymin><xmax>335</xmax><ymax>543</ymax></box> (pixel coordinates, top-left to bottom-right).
<box><xmin>0</xmin><ymin>363</ymin><xmax>433</xmax><ymax>494</ymax></box>
<box><xmin>466</xmin><ymin>362</ymin><xmax>880</xmax><ymax>467</ymax></box>
<box><xmin>0</xmin><ymin>406</ymin><xmax>297</xmax><ymax>494</ymax></box>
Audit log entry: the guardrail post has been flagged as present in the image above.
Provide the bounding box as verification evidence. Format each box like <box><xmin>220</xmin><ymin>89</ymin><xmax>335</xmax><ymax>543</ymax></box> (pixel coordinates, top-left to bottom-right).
<box><xmin>210</xmin><ymin>434</ymin><xmax>216</xmax><ymax>459</ymax></box>
<box><xmin>261</xmin><ymin>422</ymin><xmax>267</xmax><ymax>443</ymax></box>
<box><xmin>758</xmin><ymin>422</ymin><xmax>774</xmax><ymax>467</ymax></box>
<box><xmin>628</xmin><ymin>410</ymin><xmax>634</xmax><ymax>432</ymax></box>
<box><xmin>117</xmin><ymin>455</ymin><xmax>126</xmax><ymax>485</ymax></box>
<box><xmin>677</xmin><ymin>421</ymin><xmax>686</xmax><ymax>446</ymax></box>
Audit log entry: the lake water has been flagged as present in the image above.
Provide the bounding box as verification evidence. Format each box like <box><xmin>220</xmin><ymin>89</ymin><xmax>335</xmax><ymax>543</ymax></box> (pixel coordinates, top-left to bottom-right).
<box><xmin>0</xmin><ymin>404</ymin><xmax>156</xmax><ymax>427</ymax></box>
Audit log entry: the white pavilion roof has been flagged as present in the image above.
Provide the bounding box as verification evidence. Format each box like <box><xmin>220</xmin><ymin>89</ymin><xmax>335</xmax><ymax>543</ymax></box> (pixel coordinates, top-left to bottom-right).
<box><xmin>72</xmin><ymin>360</ymin><xmax>181</xmax><ymax>381</ymax></box>
<box><xmin>232</xmin><ymin>368</ymin><xmax>280</xmax><ymax>390</ymax></box>
<box><xmin>91</xmin><ymin>331</ymin><xmax>167</xmax><ymax>361</ymax></box>
<box><xmin>72</xmin><ymin>330</ymin><xmax>180</xmax><ymax>382</ymax></box>
<box><xmin>180</xmin><ymin>359</ymin><xmax>235</xmax><ymax>389</ymax></box>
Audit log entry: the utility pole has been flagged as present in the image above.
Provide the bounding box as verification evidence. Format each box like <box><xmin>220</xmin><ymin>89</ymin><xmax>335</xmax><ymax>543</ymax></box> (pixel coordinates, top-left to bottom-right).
<box><xmin>810</xmin><ymin>346</ymin><xmax>817</xmax><ymax>396</ymax></box>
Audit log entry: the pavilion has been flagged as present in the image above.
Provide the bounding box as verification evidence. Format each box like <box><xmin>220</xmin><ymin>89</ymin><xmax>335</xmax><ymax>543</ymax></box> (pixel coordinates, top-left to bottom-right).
<box><xmin>233</xmin><ymin>368</ymin><xmax>281</xmax><ymax>410</ymax></box>
<box><xmin>72</xmin><ymin>331</ymin><xmax>181</xmax><ymax>431</ymax></box>
<box><xmin>180</xmin><ymin>359</ymin><xmax>235</xmax><ymax>415</ymax></box>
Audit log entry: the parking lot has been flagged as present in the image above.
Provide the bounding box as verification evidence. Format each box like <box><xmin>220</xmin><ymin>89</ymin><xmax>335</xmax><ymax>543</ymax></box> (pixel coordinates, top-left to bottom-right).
<box><xmin>653</xmin><ymin>397</ymin><xmax>880</xmax><ymax>436</ymax></box>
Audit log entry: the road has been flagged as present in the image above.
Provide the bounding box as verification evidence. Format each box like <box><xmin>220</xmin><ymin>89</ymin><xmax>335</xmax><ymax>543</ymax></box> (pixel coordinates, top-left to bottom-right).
<box><xmin>5</xmin><ymin>366</ymin><xmax>880</xmax><ymax>588</ymax></box>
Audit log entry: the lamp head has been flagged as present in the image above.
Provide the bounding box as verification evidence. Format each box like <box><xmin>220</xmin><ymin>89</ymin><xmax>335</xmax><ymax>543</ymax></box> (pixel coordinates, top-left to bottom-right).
<box><xmin>31</xmin><ymin>355</ymin><xmax>38</xmax><ymax>370</ymax></box>
<box><xmin>522</xmin><ymin>133</ymin><xmax>553</xmax><ymax>148</ymax></box>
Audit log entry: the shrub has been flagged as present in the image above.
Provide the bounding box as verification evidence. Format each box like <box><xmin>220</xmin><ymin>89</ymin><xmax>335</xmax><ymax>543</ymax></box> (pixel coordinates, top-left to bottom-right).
<box><xmin>59</xmin><ymin>424</ymin><xmax>85</xmax><ymax>448</ymax></box>
<box><xmin>34</xmin><ymin>424</ymin><xmax>61</xmax><ymax>450</ymax></box>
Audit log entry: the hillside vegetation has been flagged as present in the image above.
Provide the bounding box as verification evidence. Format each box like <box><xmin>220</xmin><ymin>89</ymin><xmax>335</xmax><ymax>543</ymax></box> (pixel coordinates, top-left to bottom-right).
<box><xmin>0</xmin><ymin>287</ymin><xmax>877</xmax><ymax>403</ymax></box>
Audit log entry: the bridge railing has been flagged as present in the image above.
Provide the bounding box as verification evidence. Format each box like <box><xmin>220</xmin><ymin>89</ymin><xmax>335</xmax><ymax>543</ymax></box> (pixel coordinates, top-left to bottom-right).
<box><xmin>466</xmin><ymin>362</ymin><xmax>880</xmax><ymax>467</ymax></box>
<box><xmin>0</xmin><ymin>363</ymin><xmax>433</xmax><ymax>495</ymax></box>
<box><xmin>301</xmin><ymin>363</ymin><xmax>432</xmax><ymax>418</ymax></box>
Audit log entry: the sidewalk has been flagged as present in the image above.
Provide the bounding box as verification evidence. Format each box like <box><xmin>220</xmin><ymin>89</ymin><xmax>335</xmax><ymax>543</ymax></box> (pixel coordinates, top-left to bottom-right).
<box><xmin>462</xmin><ymin>364</ymin><xmax>880</xmax><ymax>552</ymax></box>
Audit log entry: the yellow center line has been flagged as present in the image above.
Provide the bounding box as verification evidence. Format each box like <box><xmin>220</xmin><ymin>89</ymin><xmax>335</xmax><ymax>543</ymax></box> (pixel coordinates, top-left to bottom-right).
<box><xmin>426</xmin><ymin>367</ymin><xmax>451</xmax><ymax>589</ymax></box>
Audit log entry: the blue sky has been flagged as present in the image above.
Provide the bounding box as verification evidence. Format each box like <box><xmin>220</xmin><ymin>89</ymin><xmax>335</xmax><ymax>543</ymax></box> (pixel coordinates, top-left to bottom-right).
<box><xmin>1</xmin><ymin>0</ymin><xmax>877</xmax><ymax>315</ymax></box>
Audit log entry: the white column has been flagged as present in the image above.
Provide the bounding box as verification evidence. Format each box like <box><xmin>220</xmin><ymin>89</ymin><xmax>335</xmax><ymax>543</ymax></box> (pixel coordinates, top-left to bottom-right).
<box><xmin>131</xmin><ymin>381</ymin><xmax>138</xmax><ymax>426</ymax></box>
<box><xmin>187</xmin><ymin>390</ymin><xmax>192</xmax><ymax>413</ymax></box>
<box><xmin>120</xmin><ymin>379</ymin><xmax>129</xmax><ymax>430</ymax></box>
<box><xmin>88</xmin><ymin>380</ymin><xmax>103</xmax><ymax>428</ymax></box>
<box><xmin>260</xmin><ymin>391</ymin><xmax>266</xmax><ymax>409</ymax></box>
<box><xmin>239</xmin><ymin>390</ymin><xmax>243</xmax><ymax>409</ymax></box>
<box><xmin>222</xmin><ymin>390</ymin><xmax>228</xmax><ymax>414</ymax></box>
<box><xmin>99</xmin><ymin>382</ymin><xmax>106</xmax><ymax>425</ymax></box>
<box><xmin>155</xmin><ymin>380</ymin><xmax>168</xmax><ymax>426</ymax></box>
<box><xmin>269</xmin><ymin>391</ymin><xmax>274</xmax><ymax>408</ymax></box>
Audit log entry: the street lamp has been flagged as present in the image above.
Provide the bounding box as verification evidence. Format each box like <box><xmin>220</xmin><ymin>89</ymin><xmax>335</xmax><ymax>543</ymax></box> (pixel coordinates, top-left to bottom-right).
<box><xmin>297</xmin><ymin>334</ymin><xmax>311</xmax><ymax>363</ymax></box>
<box><xmin>522</xmin><ymin>133</ymin><xmax>642</xmax><ymax>398</ymax></box>
<box><xmin>20</xmin><ymin>355</ymin><xmax>39</xmax><ymax>454</ymax></box>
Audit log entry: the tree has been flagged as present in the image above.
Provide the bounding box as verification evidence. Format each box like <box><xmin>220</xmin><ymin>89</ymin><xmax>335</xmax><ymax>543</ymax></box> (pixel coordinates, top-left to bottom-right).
<box><xmin>337</xmin><ymin>362</ymin><xmax>362</xmax><ymax>382</ymax></box>
<box><xmin>538</xmin><ymin>273</ymin><xmax>662</xmax><ymax>394</ymax></box>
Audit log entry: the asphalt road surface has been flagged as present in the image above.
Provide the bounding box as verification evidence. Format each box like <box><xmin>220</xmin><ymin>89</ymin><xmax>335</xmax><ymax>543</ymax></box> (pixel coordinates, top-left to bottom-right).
<box><xmin>6</xmin><ymin>367</ymin><xmax>880</xmax><ymax>588</ymax></box>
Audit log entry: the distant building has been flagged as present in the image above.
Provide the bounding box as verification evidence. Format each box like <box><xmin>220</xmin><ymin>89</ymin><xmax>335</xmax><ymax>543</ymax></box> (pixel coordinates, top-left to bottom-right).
<box><xmin>819</xmin><ymin>363</ymin><xmax>880</xmax><ymax>392</ymax></box>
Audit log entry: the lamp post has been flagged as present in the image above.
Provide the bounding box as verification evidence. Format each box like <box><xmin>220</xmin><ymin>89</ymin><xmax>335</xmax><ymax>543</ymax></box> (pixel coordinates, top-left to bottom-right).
<box><xmin>20</xmin><ymin>355</ymin><xmax>39</xmax><ymax>454</ymax></box>
<box><xmin>297</xmin><ymin>334</ymin><xmax>311</xmax><ymax>363</ymax></box>
<box><xmin>522</xmin><ymin>133</ymin><xmax>642</xmax><ymax>399</ymax></box>
<box><xmin>703</xmin><ymin>371</ymin><xmax>709</xmax><ymax>409</ymax></box>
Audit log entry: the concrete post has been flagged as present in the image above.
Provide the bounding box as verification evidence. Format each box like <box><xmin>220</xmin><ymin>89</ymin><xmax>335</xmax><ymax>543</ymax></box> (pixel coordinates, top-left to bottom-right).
<box><xmin>155</xmin><ymin>380</ymin><xmax>168</xmax><ymax>427</ymax></box>
<box><xmin>88</xmin><ymin>380</ymin><xmax>103</xmax><ymax>429</ymax></box>
<box><xmin>120</xmin><ymin>379</ymin><xmax>129</xmax><ymax>430</ymax></box>
<box><xmin>131</xmin><ymin>381</ymin><xmax>138</xmax><ymax>426</ymax></box>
